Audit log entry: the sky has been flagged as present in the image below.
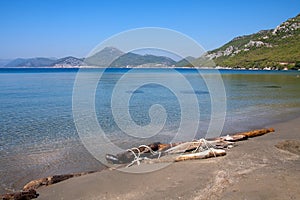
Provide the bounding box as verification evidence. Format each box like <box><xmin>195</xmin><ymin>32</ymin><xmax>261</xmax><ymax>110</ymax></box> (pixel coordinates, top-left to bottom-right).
<box><xmin>0</xmin><ymin>0</ymin><xmax>299</xmax><ymax>59</ymax></box>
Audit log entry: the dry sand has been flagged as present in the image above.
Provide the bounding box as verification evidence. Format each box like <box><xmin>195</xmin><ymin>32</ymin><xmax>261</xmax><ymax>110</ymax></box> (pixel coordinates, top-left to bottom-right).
<box><xmin>37</xmin><ymin>117</ymin><xmax>300</xmax><ymax>200</ymax></box>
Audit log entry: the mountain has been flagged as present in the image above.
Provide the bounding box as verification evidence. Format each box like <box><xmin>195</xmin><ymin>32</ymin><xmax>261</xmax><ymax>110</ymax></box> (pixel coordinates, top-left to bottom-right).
<box><xmin>109</xmin><ymin>52</ymin><xmax>176</xmax><ymax>68</ymax></box>
<box><xmin>0</xmin><ymin>59</ymin><xmax>12</xmax><ymax>67</ymax></box>
<box><xmin>85</xmin><ymin>47</ymin><xmax>124</xmax><ymax>67</ymax></box>
<box><xmin>52</xmin><ymin>56</ymin><xmax>84</xmax><ymax>68</ymax></box>
<box><xmin>82</xmin><ymin>46</ymin><xmax>176</xmax><ymax>68</ymax></box>
<box><xmin>206</xmin><ymin>13</ymin><xmax>300</xmax><ymax>69</ymax></box>
<box><xmin>5</xmin><ymin>57</ymin><xmax>56</xmax><ymax>68</ymax></box>
<box><xmin>4</xmin><ymin>56</ymin><xmax>84</xmax><ymax>68</ymax></box>
<box><xmin>3</xmin><ymin>47</ymin><xmax>176</xmax><ymax>68</ymax></box>
<box><xmin>175</xmin><ymin>56</ymin><xmax>196</xmax><ymax>67</ymax></box>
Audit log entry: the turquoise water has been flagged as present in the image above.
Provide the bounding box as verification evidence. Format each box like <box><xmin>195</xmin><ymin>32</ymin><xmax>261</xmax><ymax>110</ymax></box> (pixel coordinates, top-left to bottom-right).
<box><xmin>0</xmin><ymin>68</ymin><xmax>300</xmax><ymax>192</ymax></box>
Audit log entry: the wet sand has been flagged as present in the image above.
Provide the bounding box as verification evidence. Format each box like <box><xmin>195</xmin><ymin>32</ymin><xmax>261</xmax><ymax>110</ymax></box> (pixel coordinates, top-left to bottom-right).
<box><xmin>37</xmin><ymin>117</ymin><xmax>300</xmax><ymax>200</ymax></box>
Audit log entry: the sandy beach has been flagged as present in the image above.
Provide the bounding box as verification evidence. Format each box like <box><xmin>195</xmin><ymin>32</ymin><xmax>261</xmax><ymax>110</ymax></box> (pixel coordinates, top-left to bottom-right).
<box><xmin>33</xmin><ymin>117</ymin><xmax>300</xmax><ymax>200</ymax></box>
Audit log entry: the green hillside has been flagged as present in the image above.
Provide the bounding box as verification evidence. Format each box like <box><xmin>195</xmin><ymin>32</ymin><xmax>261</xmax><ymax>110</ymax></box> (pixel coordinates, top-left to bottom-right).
<box><xmin>109</xmin><ymin>52</ymin><xmax>176</xmax><ymax>67</ymax></box>
<box><xmin>208</xmin><ymin>14</ymin><xmax>300</xmax><ymax>69</ymax></box>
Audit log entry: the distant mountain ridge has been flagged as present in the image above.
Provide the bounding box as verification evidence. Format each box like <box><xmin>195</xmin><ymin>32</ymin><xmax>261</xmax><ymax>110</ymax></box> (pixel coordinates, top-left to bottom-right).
<box><xmin>3</xmin><ymin>57</ymin><xmax>83</xmax><ymax>68</ymax></box>
<box><xmin>5</xmin><ymin>57</ymin><xmax>56</xmax><ymax>68</ymax></box>
<box><xmin>3</xmin><ymin>47</ymin><xmax>177</xmax><ymax>68</ymax></box>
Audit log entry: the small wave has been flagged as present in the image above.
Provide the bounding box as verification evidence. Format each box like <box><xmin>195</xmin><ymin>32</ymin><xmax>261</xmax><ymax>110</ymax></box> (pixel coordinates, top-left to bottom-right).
<box><xmin>263</xmin><ymin>85</ymin><xmax>281</xmax><ymax>88</ymax></box>
<box><xmin>126</xmin><ymin>90</ymin><xmax>144</xmax><ymax>94</ymax></box>
<box><xmin>180</xmin><ymin>90</ymin><xmax>209</xmax><ymax>95</ymax></box>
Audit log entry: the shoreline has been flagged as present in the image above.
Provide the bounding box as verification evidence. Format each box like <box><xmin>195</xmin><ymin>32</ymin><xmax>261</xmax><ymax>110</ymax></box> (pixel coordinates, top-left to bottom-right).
<box><xmin>1</xmin><ymin>67</ymin><xmax>300</xmax><ymax>71</ymax></box>
<box><xmin>16</xmin><ymin>116</ymin><xmax>300</xmax><ymax>200</ymax></box>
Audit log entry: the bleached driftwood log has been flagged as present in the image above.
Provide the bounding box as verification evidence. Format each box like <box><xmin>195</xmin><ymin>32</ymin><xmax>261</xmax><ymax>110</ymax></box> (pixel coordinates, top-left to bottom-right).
<box><xmin>165</xmin><ymin>141</ymin><xmax>202</xmax><ymax>154</ymax></box>
<box><xmin>219</xmin><ymin>134</ymin><xmax>248</xmax><ymax>142</ymax></box>
<box><xmin>175</xmin><ymin>148</ymin><xmax>226</xmax><ymax>162</ymax></box>
<box><xmin>165</xmin><ymin>139</ymin><xmax>235</xmax><ymax>154</ymax></box>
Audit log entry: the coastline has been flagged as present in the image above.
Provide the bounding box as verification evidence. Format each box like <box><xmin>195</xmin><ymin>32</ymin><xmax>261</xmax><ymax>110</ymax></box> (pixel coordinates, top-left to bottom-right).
<box><xmin>0</xmin><ymin>66</ymin><xmax>300</xmax><ymax>70</ymax></box>
<box><xmin>33</xmin><ymin>117</ymin><xmax>300</xmax><ymax>200</ymax></box>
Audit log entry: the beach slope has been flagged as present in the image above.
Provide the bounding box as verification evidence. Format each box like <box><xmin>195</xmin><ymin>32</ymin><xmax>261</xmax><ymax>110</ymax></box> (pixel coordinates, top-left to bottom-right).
<box><xmin>37</xmin><ymin>117</ymin><xmax>300</xmax><ymax>200</ymax></box>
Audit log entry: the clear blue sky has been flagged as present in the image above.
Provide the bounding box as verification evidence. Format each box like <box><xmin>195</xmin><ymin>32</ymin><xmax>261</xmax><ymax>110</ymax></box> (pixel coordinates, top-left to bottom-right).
<box><xmin>0</xmin><ymin>0</ymin><xmax>299</xmax><ymax>59</ymax></box>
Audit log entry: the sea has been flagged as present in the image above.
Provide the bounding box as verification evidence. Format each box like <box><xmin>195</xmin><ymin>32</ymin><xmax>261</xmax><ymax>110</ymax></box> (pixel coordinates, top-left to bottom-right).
<box><xmin>0</xmin><ymin>68</ymin><xmax>300</xmax><ymax>193</ymax></box>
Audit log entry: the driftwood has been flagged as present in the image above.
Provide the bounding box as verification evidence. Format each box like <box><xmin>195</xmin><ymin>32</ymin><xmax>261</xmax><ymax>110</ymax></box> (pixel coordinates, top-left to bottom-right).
<box><xmin>106</xmin><ymin>150</ymin><xmax>162</xmax><ymax>165</ymax></box>
<box><xmin>106</xmin><ymin>140</ymin><xmax>231</xmax><ymax>164</ymax></box>
<box><xmin>238</xmin><ymin>128</ymin><xmax>274</xmax><ymax>138</ymax></box>
<box><xmin>206</xmin><ymin>140</ymin><xmax>236</xmax><ymax>149</ymax></box>
<box><xmin>0</xmin><ymin>189</ymin><xmax>38</xmax><ymax>200</ymax></box>
<box><xmin>23</xmin><ymin>171</ymin><xmax>95</xmax><ymax>191</ymax></box>
<box><xmin>106</xmin><ymin>142</ymin><xmax>183</xmax><ymax>164</ymax></box>
<box><xmin>166</xmin><ymin>139</ymin><xmax>237</xmax><ymax>154</ymax></box>
<box><xmin>219</xmin><ymin>134</ymin><xmax>248</xmax><ymax>142</ymax></box>
<box><xmin>212</xmin><ymin>128</ymin><xmax>275</xmax><ymax>142</ymax></box>
<box><xmin>0</xmin><ymin>171</ymin><xmax>97</xmax><ymax>200</ymax></box>
<box><xmin>165</xmin><ymin>141</ymin><xmax>202</xmax><ymax>154</ymax></box>
<box><xmin>106</xmin><ymin>128</ymin><xmax>275</xmax><ymax>165</ymax></box>
<box><xmin>175</xmin><ymin>149</ymin><xmax>226</xmax><ymax>162</ymax></box>
<box><xmin>157</xmin><ymin>143</ymin><xmax>182</xmax><ymax>151</ymax></box>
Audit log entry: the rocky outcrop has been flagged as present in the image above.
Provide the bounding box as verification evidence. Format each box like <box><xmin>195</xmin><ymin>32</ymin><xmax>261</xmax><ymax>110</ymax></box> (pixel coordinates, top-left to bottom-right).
<box><xmin>272</xmin><ymin>17</ymin><xmax>300</xmax><ymax>35</ymax></box>
<box><xmin>244</xmin><ymin>40</ymin><xmax>272</xmax><ymax>48</ymax></box>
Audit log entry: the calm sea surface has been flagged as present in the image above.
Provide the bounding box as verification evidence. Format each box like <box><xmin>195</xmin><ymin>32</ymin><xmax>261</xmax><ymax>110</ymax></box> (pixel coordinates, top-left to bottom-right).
<box><xmin>0</xmin><ymin>68</ymin><xmax>300</xmax><ymax>192</ymax></box>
